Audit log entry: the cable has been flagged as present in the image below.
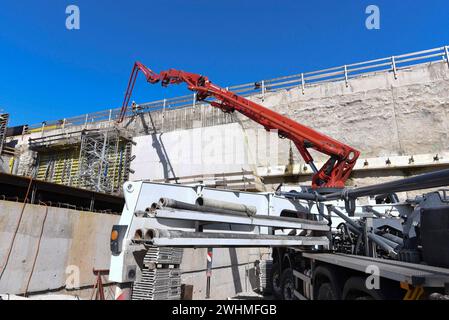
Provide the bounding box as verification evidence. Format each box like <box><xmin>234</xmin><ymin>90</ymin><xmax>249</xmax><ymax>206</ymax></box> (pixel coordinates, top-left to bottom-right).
<box><xmin>23</xmin><ymin>201</ymin><xmax>49</xmax><ymax>297</ymax></box>
<box><xmin>0</xmin><ymin>174</ymin><xmax>34</xmax><ymax>282</ymax></box>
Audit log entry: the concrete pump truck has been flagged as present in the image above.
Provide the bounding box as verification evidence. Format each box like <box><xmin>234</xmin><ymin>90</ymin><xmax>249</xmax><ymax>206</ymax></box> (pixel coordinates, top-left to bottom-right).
<box><xmin>109</xmin><ymin>62</ymin><xmax>449</xmax><ymax>300</ymax></box>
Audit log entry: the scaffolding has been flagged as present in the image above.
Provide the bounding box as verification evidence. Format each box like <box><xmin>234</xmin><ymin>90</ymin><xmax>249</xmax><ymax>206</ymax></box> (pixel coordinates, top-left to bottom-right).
<box><xmin>0</xmin><ymin>114</ymin><xmax>9</xmax><ymax>155</ymax></box>
<box><xmin>78</xmin><ymin>129</ymin><xmax>132</xmax><ymax>194</ymax></box>
<box><xmin>29</xmin><ymin>128</ymin><xmax>133</xmax><ymax>194</ymax></box>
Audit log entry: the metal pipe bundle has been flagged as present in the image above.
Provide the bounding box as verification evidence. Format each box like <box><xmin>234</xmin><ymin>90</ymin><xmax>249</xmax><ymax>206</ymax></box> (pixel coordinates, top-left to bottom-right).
<box><xmin>138</xmin><ymin>229</ymin><xmax>329</xmax><ymax>248</ymax></box>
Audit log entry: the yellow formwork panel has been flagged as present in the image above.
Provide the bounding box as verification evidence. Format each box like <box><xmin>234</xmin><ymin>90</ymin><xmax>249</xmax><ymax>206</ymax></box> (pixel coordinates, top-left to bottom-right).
<box><xmin>36</xmin><ymin>147</ymin><xmax>80</xmax><ymax>186</ymax></box>
<box><xmin>35</xmin><ymin>140</ymin><xmax>130</xmax><ymax>193</ymax></box>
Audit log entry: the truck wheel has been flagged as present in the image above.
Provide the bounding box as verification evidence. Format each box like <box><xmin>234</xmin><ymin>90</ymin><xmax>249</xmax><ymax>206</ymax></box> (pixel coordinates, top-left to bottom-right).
<box><xmin>317</xmin><ymin>283</ymin><xmax>338</xmax><ymax>300</ymax></box>
<box><xmin>281</xmin><ymin>268</ymin><xmax>296</xmax><ymax>300</ymax></box>
<box><xmin>270</xmin><ymin>263</ymin><xmax>282</xmax><ymax>299</ymax></box>
<box><xmin>313</xmin><ymin>266</ymin><xmax>343</xmax><ymax>300</ymax></box>
<box><xmin>342</xmin><ymin>277</ymin><xmax>384</xmax><ymax>300</ymax></box>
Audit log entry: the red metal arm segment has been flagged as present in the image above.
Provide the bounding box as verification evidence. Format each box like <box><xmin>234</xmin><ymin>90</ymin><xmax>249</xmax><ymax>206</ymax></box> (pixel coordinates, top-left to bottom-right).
<box><xmin>118</xmin><ymin>62</ymin><xmax>161</xmax><ymax>122</ymax></box>
<box><xmin>118</xmin><ymin>62</ymin><xmax>360</xmax><ymax>189</ymax></box>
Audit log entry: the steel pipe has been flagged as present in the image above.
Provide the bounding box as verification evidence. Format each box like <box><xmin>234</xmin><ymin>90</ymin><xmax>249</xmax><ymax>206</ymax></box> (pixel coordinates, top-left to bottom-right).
<box><xmin>134</xmin><ymin>229</ymin><xmax>329</xmax><ymax>248</ymax></box>
<box><xmin>376</xmin><ymin>232</ymin><xmax>403</xmax><ymax>245</ymax></box>
<box><xmin>328</xmin><ymin>206</ymin><xmax>362</xmax><ymax>234</ymax></box>
<box><xmin>149</xmin><ymin>208</ymin><xmax>329</xmax><ymax>231</ymax></box>
<box><xmin>195</xmin><ymin>197</ymin><xmax>257</xmax><ymax>216</ymax></box>
<box><xmin>284</xmin><ymin>169</ymin><xmax>449</xmax><ymax>202</ymax></box>
<box><xmin>326</xmin><ymin>168</ymin><xmax>449</xmax><ymax>200</ymax></box>
<box><xmin>367</xmin><ymin>233</ymin><xmax>398</xmax><ymax>258</ymax></box>
<box><xmin>158</xmin><ymin>197</ymin><xmax>252</xmax><ymax>217</ymax></box>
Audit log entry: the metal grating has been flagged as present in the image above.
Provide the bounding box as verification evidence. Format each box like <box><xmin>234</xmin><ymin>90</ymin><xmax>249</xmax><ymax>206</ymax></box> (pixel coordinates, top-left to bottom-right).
<box><xmin>132</xmin><ymin>247</ymin><xmax>183</xmax><ymax>300</ymax></box>
<box><xmin>144</xmin><ymin>246</ymin><xmax>184</xmax><ymax>265</ymax></box>
<box><xmin>258</xmin><ymin>259</ymin><xmax>273</xmax><ymax>293</ymax></box>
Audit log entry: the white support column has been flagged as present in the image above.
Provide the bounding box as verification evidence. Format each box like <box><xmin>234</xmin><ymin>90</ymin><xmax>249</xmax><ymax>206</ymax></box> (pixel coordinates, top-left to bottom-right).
<box><xmin>301</xmin><ymin>73</ymin><xmax>305</xmax><ymax>95</ymax></box>
<box><xmin>445</xmin><ymin>46</ymin><xmax>449</xmax><ymax>68</ymax></box>
<box><xmin>391</xmin><ymin>56</ymin><xmax>398</xmax><ymax>79</ymax></box>
<box><xmin>161</xmin><ymin>98</ymin><xmax>166</xmax><ymax>132</ymax></box>
<box><xmin>344</xmin><ymin>65</ymin><xmax>349</xmax><ymax>87</ymax></box>
<box><xmin>261</xmin><ymin>80</ymin><xmax>265</xmax><ymax>100</ymax></box>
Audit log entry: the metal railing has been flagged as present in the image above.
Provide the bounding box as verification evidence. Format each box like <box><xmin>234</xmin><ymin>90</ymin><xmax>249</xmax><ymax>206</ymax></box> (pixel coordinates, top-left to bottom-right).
<box><xmin>26</xmin><ymin>45</ymin><xmax>449</xmax><ymax>134</ymax></box>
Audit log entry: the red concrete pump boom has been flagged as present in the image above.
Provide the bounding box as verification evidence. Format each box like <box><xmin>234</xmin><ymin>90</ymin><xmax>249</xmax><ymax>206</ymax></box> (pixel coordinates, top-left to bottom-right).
<box><xmin>117</xmin><ymin>62</ymin><xmax>360</xmax><ymax>189</ymax></box>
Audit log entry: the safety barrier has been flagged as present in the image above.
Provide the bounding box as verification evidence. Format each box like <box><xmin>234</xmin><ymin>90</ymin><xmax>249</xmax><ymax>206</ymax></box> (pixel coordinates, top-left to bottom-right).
<box><xmin>26</xmin><ymin>45</ymin><xmax>449</xmax><ymax>134</ymax></box>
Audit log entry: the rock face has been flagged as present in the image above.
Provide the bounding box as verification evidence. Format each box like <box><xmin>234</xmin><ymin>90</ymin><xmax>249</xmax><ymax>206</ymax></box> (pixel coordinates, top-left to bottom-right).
<box><xmin>237</xmin><ymin>61</ymin><xmax>449</xmax><ymax>166</ymax></box>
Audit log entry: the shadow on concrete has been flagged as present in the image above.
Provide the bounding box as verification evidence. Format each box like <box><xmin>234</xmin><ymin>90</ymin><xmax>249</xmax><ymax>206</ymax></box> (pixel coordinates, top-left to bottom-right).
<box><xmin>139</xmin><ymin>113</ymin><xmax>178</xmax><ymax>183</ymax></box>
<box><xmin>228</xmin><ymin>248</ymin><xmax>243</xmax><ymax>294</ymax></box>
<box><xmin>246</xmin><ymin>265</ymin><xmax>259</xmax><ymax>292</ymax></box>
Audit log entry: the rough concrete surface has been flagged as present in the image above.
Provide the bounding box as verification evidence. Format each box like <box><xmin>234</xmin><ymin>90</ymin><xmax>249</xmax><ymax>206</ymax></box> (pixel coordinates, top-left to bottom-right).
<box><xmin>0</xmin><ymin>201</ymin><xmax>118</xmax><ymax>295</ymax></box>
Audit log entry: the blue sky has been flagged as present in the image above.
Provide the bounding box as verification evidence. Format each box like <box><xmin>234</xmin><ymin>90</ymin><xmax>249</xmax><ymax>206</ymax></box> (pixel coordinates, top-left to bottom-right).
<box><xmin>0</xmin><ymin>0</ymin><xmax>448</xmax><ymax>126</ymax></box>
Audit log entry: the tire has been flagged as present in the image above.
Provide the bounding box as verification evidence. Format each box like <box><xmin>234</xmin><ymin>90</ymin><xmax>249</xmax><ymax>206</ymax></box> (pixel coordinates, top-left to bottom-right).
<box><xmin>270</xmin><ymin>263</ymin><xmax>282</xmax><ymax>299</ymax></box>
<box><xmin>313</xmin><ymin>266</ymin><xmax>343</xmax><ymax>300</ymax></box>
<box><xmin>317</xmin><ymin>282</ymin><xmax>338</xmax><ymax>300</ymax></box>
<box><xmin>342</xmin><ymin>277</ymin><xmax>385</xmax><ymax>300</ymax></box>
<box><xmin>281</xmin><ymin>268</ymin><xmax>296</xmax><ymax>300</ymax></box>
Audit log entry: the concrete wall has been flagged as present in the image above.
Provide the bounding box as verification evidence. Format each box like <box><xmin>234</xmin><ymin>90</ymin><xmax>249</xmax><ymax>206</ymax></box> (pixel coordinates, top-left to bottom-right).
<box><xmin>0</xmin><ymin>201</ymin><xmax>267</xmax><ymax>299</ymax></box>
<box><xmin>130</xmin><ymin>122</ymin><xmax>274</xmax><ymax>181</ymax></box>
<box><xmin>180</xmin><ymin>247</ymin><xmax>267</xmax><ymax>299</ymax></box>
<box><xmin>0</xmin><ymin>201</ymin><xmax>119</xmax><ymax>296</ymax></box>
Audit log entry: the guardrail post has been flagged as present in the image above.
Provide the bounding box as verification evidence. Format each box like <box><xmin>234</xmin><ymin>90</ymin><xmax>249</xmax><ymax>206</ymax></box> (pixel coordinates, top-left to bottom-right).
<box><xmin>192</xmin><ymin>93</ymin><xmax>197</xmax><ymax>108</ymax></box>
<box><xmin>261</xmin><ymin>80</ymin><xmax>265</xmax><ymax>100</ymax></box>
<box><xmin>301</xmin><ymin>73</ymin><xmax>305</xmax><ymax>95</ymax></box>
<box><xmin>445</xmin><ymin>46</ymin><xmax>449</xmax><ymax>68</ymax></box>
<box><xmin>84</xmin><ymin>114</ymin><xmax>89</xmax><ymax>128</ymax></box>
<box><xmin>62</xmin><ymin>118</ymin><xmax>66</xmax><ymax>129</ymax></box>
<box><xmin>344</xmin><ymin>65</ymin><xmax>349</xmax><ymax>87</ymax></box>
<box><xmin>391</xmin><ymin>56</ymin><xmax>398</xmax><ymax>79</ymax></box>
<box><xmin>108</xmin><ymin>109</ymin><xmax>112</xmax><ymax>121</ymax></box>
<box><xmin>161</xmin><ymin>98</ymin><xmax>166</xmax><ymax>132</ymax></box>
